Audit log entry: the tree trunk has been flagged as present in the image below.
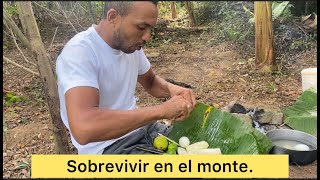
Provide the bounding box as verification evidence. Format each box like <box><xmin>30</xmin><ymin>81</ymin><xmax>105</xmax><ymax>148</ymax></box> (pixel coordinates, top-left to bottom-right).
<box><xmin>16</xmin><ymin>4</ymin><xmax>27</xmax><ymax>35</ymax></box>
<box><xmin>171</xmin><ymin>2</ymin><xmax>177</xmax><ymax>19</ymax></box>
<box><xmin>3</xmin><ymin>10</ymin><xmax>32</xmax><ymax>51</ymax></box>
<box><xmin>254</xmin><ymin>1</ymin><xmax>276</xmax><ymax>73</ymax></box>
<box><xmin>16</xmin><ymin>2</ymin><xmax>71</xmax><ymax>154</ymax></box>
<box><xmin>184</xmin><ymin>1</ymin><xmax>196</xmax><ymax>27</ymax></box>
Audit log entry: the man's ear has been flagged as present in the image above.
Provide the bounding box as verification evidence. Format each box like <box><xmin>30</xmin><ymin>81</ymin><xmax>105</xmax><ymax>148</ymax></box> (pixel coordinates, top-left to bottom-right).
<box><xmin>106</xmin><ymin>8</ymin><xmax>119</xmax><ymax>25</ymax></box>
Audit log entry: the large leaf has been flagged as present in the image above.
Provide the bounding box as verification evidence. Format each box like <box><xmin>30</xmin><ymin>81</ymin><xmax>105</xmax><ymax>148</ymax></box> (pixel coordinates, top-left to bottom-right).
<box><xmin>168</xmin><ymin>103</ymin><xmax>273</xmax><ymax>154</ymax></box>
<box><xmin>272</xmin><ymin>1</ymin><xmax>290</xmax><ymax>20</ymax></box>
<box><xmin>282</xmin><ymin>89</ymin><xmax>317</xmax><ymax>135</ymax></box>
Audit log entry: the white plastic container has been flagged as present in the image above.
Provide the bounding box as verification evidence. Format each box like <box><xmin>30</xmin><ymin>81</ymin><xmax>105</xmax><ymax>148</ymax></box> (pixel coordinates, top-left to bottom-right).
<box><xmin>301</xmin><ymin>68</ymin><xmax>317</xmax><ymax>91</ymax></box>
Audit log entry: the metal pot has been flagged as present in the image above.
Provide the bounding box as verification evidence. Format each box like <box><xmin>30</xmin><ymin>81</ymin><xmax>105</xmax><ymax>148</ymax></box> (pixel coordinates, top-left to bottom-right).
<box><xmin>266</xmin><ymin>129</ymin><xmax>317</xmax><ymax>165</ymax></box>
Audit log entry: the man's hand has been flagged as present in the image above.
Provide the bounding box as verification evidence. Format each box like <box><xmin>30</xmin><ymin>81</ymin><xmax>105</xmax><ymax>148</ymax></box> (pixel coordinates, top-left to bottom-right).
<box><xmin>168</xmin><ymin>84</ymin><xmax>196</xmax><ymax>109</ymax></box>
<box><xmin>138</xmin><ymin>68</ymin><xmax>196</xmax><ymax>121</ymax></box>
<box><xmin>160</xmin><ymin>95</ymin><xmax>192</xmax><ymax>121</ymax></box>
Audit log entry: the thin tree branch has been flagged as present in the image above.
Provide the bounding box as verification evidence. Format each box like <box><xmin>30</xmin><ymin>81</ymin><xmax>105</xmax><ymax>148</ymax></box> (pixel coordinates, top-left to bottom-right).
<box><xmin>46</xmin><ymin>12</ymin><xmax>70</xmax><ymax>25</ymax></box>
<box><xmin>78</xmin><ymin>2</ymin><xmax>89</xmax><ymax>14</ymax></box>
<box><xmin>70</xmin><ymin>1</ymin><xmax>78</xmax><ymax>15</ymax></box>
<box><xmin>3</xmin><ymin>56</ymin><xmax>40</xmax><ymax>76</ymax></box>
<box><xmin>74</xmin><ymin>3</ymin><xmax>90</xmax><ymax>24</ymax></box>
<box><xmin>3</xmin><ymin>10</ymin><xmax>32</xmax><ymax>51</ymax></box>
<box><xmin>88</xmin><ymin>1</ymin><xmax>97</xmax><ymax>24</ymax></box>
<box><xmin>32</xmin><ymin>1</ymin><xmax>65</xmax><ymax>18</ymax></box>
<box><xmin>66</xmin><ymin>2</ymin><xmax>85</xmax><ymax>30</ymax></box>
<box><xmin>55</xmin><ymin>2</ymin><xmax>78</xmax><ymax>33</ymax></box>
<box><xmin>3</xmin><ymin>28</ymin><xmax>15</xmax><ymax>40</ymax></box>
<box><xmin>32</xmin><ymin>1</ymin><xmax>70</xmax><ymax>25</ymax></box>
<box><xmin>4</xmin><ymin>22</ymin><xmax>37</xmax><ymax>67</ymax></box>
<box><xmin>49</xmin><ymin>26</ymin><xmax>59</xmax><ymax>49</ymax></box>
<box><xmin>71</xmin><ymin>11</ymin><xmax>86</xmax><ymax>31</ymax></box>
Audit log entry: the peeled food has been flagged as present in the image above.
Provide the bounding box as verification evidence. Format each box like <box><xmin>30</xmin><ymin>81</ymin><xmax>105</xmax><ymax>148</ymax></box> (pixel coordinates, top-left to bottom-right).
<box><xmin>195</xmin><ymin>148</ymin><xmax>222</xmax><ymax>154</ymax></box>
<box><xmin>179</xmin><ymin>136</ymin><xmax>190</xmax><ymax>148</ymax></box>
<box><xmin>177</xmin><ymin>147</ymin><xmax>188</xmax><ymax>155</ymax></box>
<box><xmin>186</xmin><ymin>141</ymin><xmax>209</xmax><ymax>154</ymax></box>
<box><xmin>294</xmin><ymin>144</ymin><xmax>310</xmax><ymax>151</ymax></box>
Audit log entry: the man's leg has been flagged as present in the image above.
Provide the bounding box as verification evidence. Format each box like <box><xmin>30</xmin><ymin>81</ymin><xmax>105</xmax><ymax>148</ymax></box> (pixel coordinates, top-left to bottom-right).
<box><xmin>102</xmin><ymin>121</ymin><xmax>172</xmax><ymax>154</ymax></box>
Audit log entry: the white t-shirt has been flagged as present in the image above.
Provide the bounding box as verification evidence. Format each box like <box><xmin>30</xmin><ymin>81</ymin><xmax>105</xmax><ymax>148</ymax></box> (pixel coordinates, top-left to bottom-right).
<box><xmin>56</xmin><ymin>25</ymin><xmax>151</xmax><ymax>154</ymax></box>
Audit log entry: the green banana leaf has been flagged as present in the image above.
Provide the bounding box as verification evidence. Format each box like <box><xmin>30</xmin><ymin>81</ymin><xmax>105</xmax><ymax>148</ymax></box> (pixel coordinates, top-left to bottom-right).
<box><xmin>168</xmin><ymin>103</ymin><xmax>273</xmax><ymax>154</ymax></box>
<box><xmin>282</xmin><ymin>89</ymin><xmax>317</xmax><ymax>135</ymax></box>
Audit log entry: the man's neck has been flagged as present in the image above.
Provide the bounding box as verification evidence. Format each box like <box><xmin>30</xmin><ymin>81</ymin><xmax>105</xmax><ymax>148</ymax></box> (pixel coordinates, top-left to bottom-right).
<box><xmin>95</xmin><ymin>21</ymin><xmax>115</xmax><ymax>49</ymax></box>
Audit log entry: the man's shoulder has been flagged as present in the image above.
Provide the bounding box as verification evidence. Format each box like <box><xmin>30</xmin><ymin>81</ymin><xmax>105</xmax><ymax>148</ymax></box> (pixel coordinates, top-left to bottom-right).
<box><xmin>66</xmin><ymin>31</ymin><xmax>94</xmax><ymax>49</ymax></box>
<box><xmin>57</xmin><ymin>29</ymin><xmax>97</xmax><ymax>63</ymax></box>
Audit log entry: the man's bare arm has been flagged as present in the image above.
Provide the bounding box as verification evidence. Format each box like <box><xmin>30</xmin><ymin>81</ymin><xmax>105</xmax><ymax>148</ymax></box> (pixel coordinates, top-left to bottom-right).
<box><xmin>138</xmin><ymin>68</ymin><xmax>175</xmax><ymax>98</ymax></box>
<box><xmin>138</xmin><ymin>68</ymin><xmax>196</xmax><ymax>107</ymax></box>
<box><xmin>65</xmin><ymin>86</ymin><xmax>189</xmax><ymax>145</ymax></box>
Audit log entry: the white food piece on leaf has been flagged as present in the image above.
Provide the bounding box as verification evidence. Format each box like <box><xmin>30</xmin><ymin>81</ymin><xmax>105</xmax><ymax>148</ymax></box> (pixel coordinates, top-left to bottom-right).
<box><xmin>186</xmin><ymin>141</ymin><xmax>209</xmax><ymax>153</ymax></box>
<box><xmin>186</xmin><ymin>149</ymin><xmax>197</xmax><ymax>154</ymax></box>
<box><xmin>294</xmin><ymin>144</ymin><xmax>310</xmax><ymax>151</ymax></box>
<box><xmin>179</xmin><ymin>136</ymin><xmax>190</xmax><ymax>148</ymax></box>
<box><xmin>281</xmin><ymin>144</ymin><xmax>293</xmax><ymax>150</ymax></box>
<box><xmin>177</xmin><ymin>147</ymin><xmax>188</xmax><ymax>155</ymax></box>
<box><xmin>195</xmin><ymin>148</ymin><xmax>222</xmax><ymax>154</ymax></box>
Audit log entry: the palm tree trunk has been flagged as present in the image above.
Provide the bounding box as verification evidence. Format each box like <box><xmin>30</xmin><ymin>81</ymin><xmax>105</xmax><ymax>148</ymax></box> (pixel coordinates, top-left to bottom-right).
<box><xmin>254</xmin><ymin>1</ymin><xmax>276</xmax><ymax>73</ymax></box>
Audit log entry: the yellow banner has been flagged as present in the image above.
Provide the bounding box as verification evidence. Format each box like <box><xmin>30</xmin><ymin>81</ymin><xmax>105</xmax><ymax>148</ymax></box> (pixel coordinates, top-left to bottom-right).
<box><xmin>32</xmin><ymin>155</ymin><xmax>288</xmax><ymax>178</ymax></box>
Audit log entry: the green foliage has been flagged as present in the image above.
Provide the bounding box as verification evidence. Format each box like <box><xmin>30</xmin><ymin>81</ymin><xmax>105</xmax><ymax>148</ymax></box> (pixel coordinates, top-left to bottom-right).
<box><xmin>194</xmin><ymin>2</ymin><xmax>254</xmax><ymax>44</ymax></box>
<box><xmin>93</xmin><ymin>1</ymin><xmax>105</xmax><ymax>18</ymax></box>
<box><xmin>145</xmin><ymin>31</ymin><xmax>160</xmax><ymax>48</ymax></box>
<box><xmin>158</xmin><ymin>2</ymin><xmax>171</xmax><ymax>18</ymax></box>
<box><xmin>266</xmin><ymin>82</ymin><xmax>278</xmax><ymax>92</ymax></box>
<box><xmin>289</xmin><ymin>33</ymin><xmax>317</xmax><ymax>51</ymax></box>
<box><xmin>224</xmin><ymin>26</ymin><xmax>241</xmax><ymax>41</ymax></box>
<box><xmin>271</xmin><ymin>69</ymin><xmax>288</xmax><ymax>76</ymax></box>
<box><xmin>158</xmin><ymin>2</ymin><xmax>187</xmax><ymax>19</ymax></box>
<box><xmin>248</xmin><ymin>2</ymin><xmax>294</xmax><ymax>24</ymax></box>
<box><xmin>289</xmin><ymin>40</ymin><xmax>312</xmax><ymax>51</ymax></box>
<box><xmin>169</xmin><ymin>103</ymin><xmax>273</xmax><ymax>154</ymax></box>
<box><xmin>282</xmin><ymin>89</ymin><xmax>317</xmax><ymax>135</ymax></box>
<box><xmin>36</xmin><ymin>94</ymin><xmax>45</xmax><ymax>104</ymax></box>
<box><xmin>3</xmin><ymin>2</ymin><xmax>18</xmax><ymax>15</ymax></box>
<box><xmin>4</xmin><ymin>93</ymin><xmax>25</xmax><ymax>107</ymax></box>
<box><xmin>14</xmin><ymin>159</ymin><xmax>31</xmax><ymax>178</ymax></box>
<box><xmin>272</xmin><ymin>1</ymin><xmax>293</xmax><ymax>20</ymax></box>
<box><xmin>18</xmin><ymin>117</ymin><xmax>29</xmax><ymax>124</ymax></box>
<box><xmin>193</xmin><ymin>1</ymin><xmax>228</xmax><ymax>24</ymax></box>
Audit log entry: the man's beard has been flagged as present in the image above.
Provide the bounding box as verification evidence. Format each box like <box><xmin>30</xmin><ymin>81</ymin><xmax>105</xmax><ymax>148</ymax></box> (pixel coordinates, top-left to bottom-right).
<box><xmin>112</xmin><ymin>29</ymin><xmax>135</xmax><ymax>54</ymax></box>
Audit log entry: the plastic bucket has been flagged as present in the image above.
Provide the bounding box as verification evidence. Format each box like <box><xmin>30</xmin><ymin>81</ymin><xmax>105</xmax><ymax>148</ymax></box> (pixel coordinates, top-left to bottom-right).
<box><xmin>301</xmin><ymin>68</ymin><xmax>317</xmax><ymax>91</ymax></box>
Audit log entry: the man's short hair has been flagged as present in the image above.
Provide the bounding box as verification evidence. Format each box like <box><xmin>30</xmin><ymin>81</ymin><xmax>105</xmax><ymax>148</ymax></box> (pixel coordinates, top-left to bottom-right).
<box><xmin>104</xmin><ymin>1</ymin><xmax>158</xmax><ymax>18</ymax></box>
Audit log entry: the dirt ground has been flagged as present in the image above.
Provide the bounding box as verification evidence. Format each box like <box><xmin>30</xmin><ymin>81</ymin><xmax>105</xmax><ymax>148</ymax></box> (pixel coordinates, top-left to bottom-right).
<box><xmin>2</xmin><ymin>23</ymin><xmax>317</xmax><ymax>178</ymax></box>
